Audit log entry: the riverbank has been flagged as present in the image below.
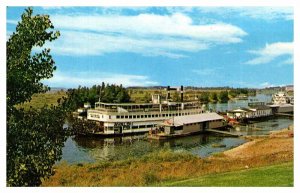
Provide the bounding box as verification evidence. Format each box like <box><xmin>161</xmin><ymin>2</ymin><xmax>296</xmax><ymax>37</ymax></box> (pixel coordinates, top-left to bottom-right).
<box><xmin>42</xmin><ymin>126</ymin><xmax>293</xmax><ymax>186</ymax></box>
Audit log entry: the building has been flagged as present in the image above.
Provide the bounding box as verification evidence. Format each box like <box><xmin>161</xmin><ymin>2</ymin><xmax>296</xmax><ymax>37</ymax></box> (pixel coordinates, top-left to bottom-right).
<box><xmin>227</xmin><ymin>104</ymin><xmax>272</xmax><ymax>120</ymax></box>
<box><xmin>156</xmin><ymin>112</ymin><xmax>225</xmax><ymax>135</ymax></box>
<box><xmin>285</xmin><ymin>85</ymin><xmax>294</xmax><ymax>92</ymax></box>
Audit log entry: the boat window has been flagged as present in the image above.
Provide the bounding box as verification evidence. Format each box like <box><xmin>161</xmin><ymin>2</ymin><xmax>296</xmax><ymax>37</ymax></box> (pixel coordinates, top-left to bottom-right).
<box><xmin>174</xmin><ymin>126</ymin><xmax>183</xmax><ymax>131</ymax></box>
<box><xmin>141</xmin><ymin>115</ymin><xmax>144</xmax><ymax>118</ymax></box>
<box><xmin>137</xmin><ymin>115</ymin><xmax>140</xmax><ymax>118</ymax></box>
<box><xmin>129</xmin><ymin>115</ymin><xmax>132</xmax><ymax>119</ymax></box>
<box><xmin>116</xmin><ymin>115</ymin><xmax>120</xmax><ymax>119</ymax></box>
<box><xmin>125</xmin><ymin>115</ymin><xmax>128</xmax><ymax>119</ymax></box>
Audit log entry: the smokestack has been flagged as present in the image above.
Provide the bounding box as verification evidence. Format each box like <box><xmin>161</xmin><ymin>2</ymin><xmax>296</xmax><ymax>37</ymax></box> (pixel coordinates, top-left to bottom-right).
<box><xmin>180</xmin><ymin>85</ymin><xmax>183</xmax><ymax>102</ymax></box>
<box><xmin>167</xmin><ymin>86</ymin><xmax>170</xmax><ymax>100</ymax></box>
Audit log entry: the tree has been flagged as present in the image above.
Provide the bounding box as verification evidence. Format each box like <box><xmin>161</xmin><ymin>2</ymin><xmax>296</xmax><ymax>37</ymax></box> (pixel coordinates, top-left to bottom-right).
<box><xmin>142</xmin><ymin>92</ymin><xmax>152</xmax><ymax>103</ymax></box>
<box><xmin>7</xmin><ymin>105</ymin><xmax>70</xmax><ymax>186</ymax></box>
<box><xmin>199</xmin><ymin>92</ymin><xmax>209</xmax><ymax>103</ymax></box>
<box><xmin>217</xmin><ymin>91</ymin><xmax>229</xmax><ymax>102</ymax></box>
<box><xmin>209</xmin><ymin>92</ymin><xmax>218</xmax><ymax>102</ymax></box>
<box><xmin>7</xmin><ymin>8</ymin><xmax>70</xmax><ymax>186</ymax></box>
<box><xmin>7</xmin><ymin>8</ymin><xmax>60</xmax><ymax>110</ymax></box>
<box><xmin>228</xmin><ymin>89</ymin><xmax>238</xmax><ymax>98</ymax></box>
<box><xmin>66</xmin><ymin>83</ymin><xmax>131</xmax><ymax>108</ymax></box>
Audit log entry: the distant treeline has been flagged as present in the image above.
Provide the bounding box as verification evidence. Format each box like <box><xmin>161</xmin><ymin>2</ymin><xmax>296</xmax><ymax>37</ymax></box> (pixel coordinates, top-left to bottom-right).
<box><xmin>63</xmin><ymin>84</ymin><xmax>257</xmax><ymax>110</ymax></box>
<box><xmin>128</xmin><ymin>87</ymin><xmax>255</xmax><ymax>103</ymax></box>
<box><xmin>127</xmin><ymin>86</ymin><xmax>256</xmax><ymax>90</ymax></box>
<box><xmin>66</xmin><ymin>83</ymin><xmax>130</xmax><ymax>110</ymax></box>
<box><xmin>198</xmin><ymin>88</ymin><xmax>254</xmax><ymax>103</ymax></box>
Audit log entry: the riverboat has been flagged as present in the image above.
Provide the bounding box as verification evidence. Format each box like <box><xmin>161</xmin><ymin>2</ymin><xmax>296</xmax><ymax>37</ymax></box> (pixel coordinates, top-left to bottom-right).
<box><xmin>268</xmin><ymin>92</ymin><xmax>293</xmax><ymax>113</ymax></box>
<box><xmin>84</xmin><ymin>86</ymin><xmax>205</xmax><ymax>135</ymax></box>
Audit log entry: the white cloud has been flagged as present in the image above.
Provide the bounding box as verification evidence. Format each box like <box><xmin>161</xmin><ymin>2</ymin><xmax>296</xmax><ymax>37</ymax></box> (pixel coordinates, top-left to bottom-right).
<box><xmin>47</xmin><ymin>13</ymin><xmax>246</xmax><ymax>58</ymax></box>
<box><xmin>195</xmin><ymin>7</ymin><xmax>293</xmax><ymax>21</ymax></box>
<box><xmin>45</xmin><ymin>30</ymin><xmax>207</xmax><ymax>58</ymax></box>
<box><xmin>245</xmin><ymin>42</ymin><xmax>293</xmax><ymax>65</ymax></box>
<box><xmin>41</xmin><ymin>6</ymin><xmax>63</xmax><ymax>10</ymax></box>
<box><xmin>6</xmin><ymin>19</ymin><xmax>18</xmax><ymax>25</ymax></box>
<box><xmin>43</xmin><ymin>71</ymin><xmax>158</xmax><ymax>88</ymax></box>
<box><xmin>52</xmin><ymin>13</ymin><xmax>246</xmax><ymax>43</ymax></box>
<box><xmin>260</xmin><ymin>82</ymin><xmax>275</xmax><ymax>88</ymax></box>
<box><xmin>239</xmin><ymin>7</ymin><xmax>293</xmax><ymax>21</ymax></box>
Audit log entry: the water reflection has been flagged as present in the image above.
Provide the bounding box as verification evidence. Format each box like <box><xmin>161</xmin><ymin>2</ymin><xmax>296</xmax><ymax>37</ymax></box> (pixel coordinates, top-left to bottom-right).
<box><xmin>61</xmin><ymin>133</ymin><xmax>247</xmax><ymax>164</ymax></box>
<box><xmin>230</xmin><ymin>117</ymin><xmax>292</xmax><ymax>136</ymax></box>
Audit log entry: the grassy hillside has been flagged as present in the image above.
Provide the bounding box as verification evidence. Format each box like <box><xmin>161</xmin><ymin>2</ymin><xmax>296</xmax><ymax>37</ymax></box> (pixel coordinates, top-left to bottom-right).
<box><xmin>160</xmin><ymin>162</ymin><xmax>293</xmax><ymax>187</ymax></box>
<box><xmin>16</xmin><ymin>91</ymin><xmax>66</xmax><ymax>110</ymax></box>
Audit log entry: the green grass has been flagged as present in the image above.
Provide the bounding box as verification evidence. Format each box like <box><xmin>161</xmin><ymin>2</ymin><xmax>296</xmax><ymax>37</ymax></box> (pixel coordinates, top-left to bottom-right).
<box><xmin>159</xmin><ymin>162</ymin><xmax>293</xmax><ymax>187</ymax></box>
<box><xmin>16</xmin><ymin>91</ymin><xmax>66</xmax><ymax>110</ymax></box>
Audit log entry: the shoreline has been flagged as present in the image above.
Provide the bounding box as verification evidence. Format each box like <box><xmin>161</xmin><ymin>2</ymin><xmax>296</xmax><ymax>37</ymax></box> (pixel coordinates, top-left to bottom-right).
<box><xmin>223</xmin><ymin>125</ymin><xmax>293</xmax><ymax>159</ymax></box>
<box><xmin>43</xmin><ymin>126</ymin><xmax>294</xmax><ymax>186</ymax></box>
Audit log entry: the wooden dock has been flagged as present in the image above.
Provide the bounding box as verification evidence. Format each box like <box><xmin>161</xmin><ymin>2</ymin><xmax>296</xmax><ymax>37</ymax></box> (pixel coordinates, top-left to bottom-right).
<box><xmin>148</xmin><ymin>131</ymin><xmax>201</xmax><ymax>140</ymax></box>
<box><xmin>275</xmin><ymin>113</ymin><xmax>293</xmax><ymax>118</ymax></box>
<box><xmin>206</xmin><ymin>129</ymin><xmax>242</xmax><ymax>137</ymax></box>
<box><xmin>148</xmin><ymin>129</ymin><xmax>241</xmax><ymax>140</ymax></box>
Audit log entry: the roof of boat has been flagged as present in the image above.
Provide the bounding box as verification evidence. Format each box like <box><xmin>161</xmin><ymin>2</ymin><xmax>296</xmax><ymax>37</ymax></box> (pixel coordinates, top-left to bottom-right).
<box><xmin>162</xmin><ymin>113</ymin><xmax>224</xmax><ymax>126</ymax></box>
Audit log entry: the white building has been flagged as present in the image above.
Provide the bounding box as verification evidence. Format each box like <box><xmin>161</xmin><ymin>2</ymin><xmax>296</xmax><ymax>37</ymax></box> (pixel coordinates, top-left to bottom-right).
<box><xmin>227</xmin><ymin>106</ymin><xmax>272</xmax><ymax>120</ymax></box>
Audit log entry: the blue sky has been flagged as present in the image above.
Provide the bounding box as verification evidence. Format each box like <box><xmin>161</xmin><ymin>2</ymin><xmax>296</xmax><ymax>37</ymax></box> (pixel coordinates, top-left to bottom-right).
<box><xmin>6</xmin><ymin>7</ymin><xmax>294</xmax><ymax>88</ymax></box>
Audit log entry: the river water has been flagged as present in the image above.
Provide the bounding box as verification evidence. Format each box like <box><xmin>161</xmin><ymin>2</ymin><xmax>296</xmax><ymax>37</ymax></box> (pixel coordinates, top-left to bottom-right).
<box><xmin>60</xmin><ymin>94</ymin><xmax>293</xmax><ymax>164</ymax></box>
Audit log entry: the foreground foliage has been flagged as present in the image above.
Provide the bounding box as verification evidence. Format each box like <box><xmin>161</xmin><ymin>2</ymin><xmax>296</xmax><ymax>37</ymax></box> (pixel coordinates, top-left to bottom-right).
<box><xmin>7</xmin><ymin>8</ymin><xmax>70</xmax><ymax>186</ymax></box>
<box><xmin>7</xmin><ymin>106</ymin><xmax>70</xmax><ymax>186</ymax></box>
<box><xmin>7</xmin><ymin>8</ymin><xmax>59</xmax><ymax>109</ymax></box>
